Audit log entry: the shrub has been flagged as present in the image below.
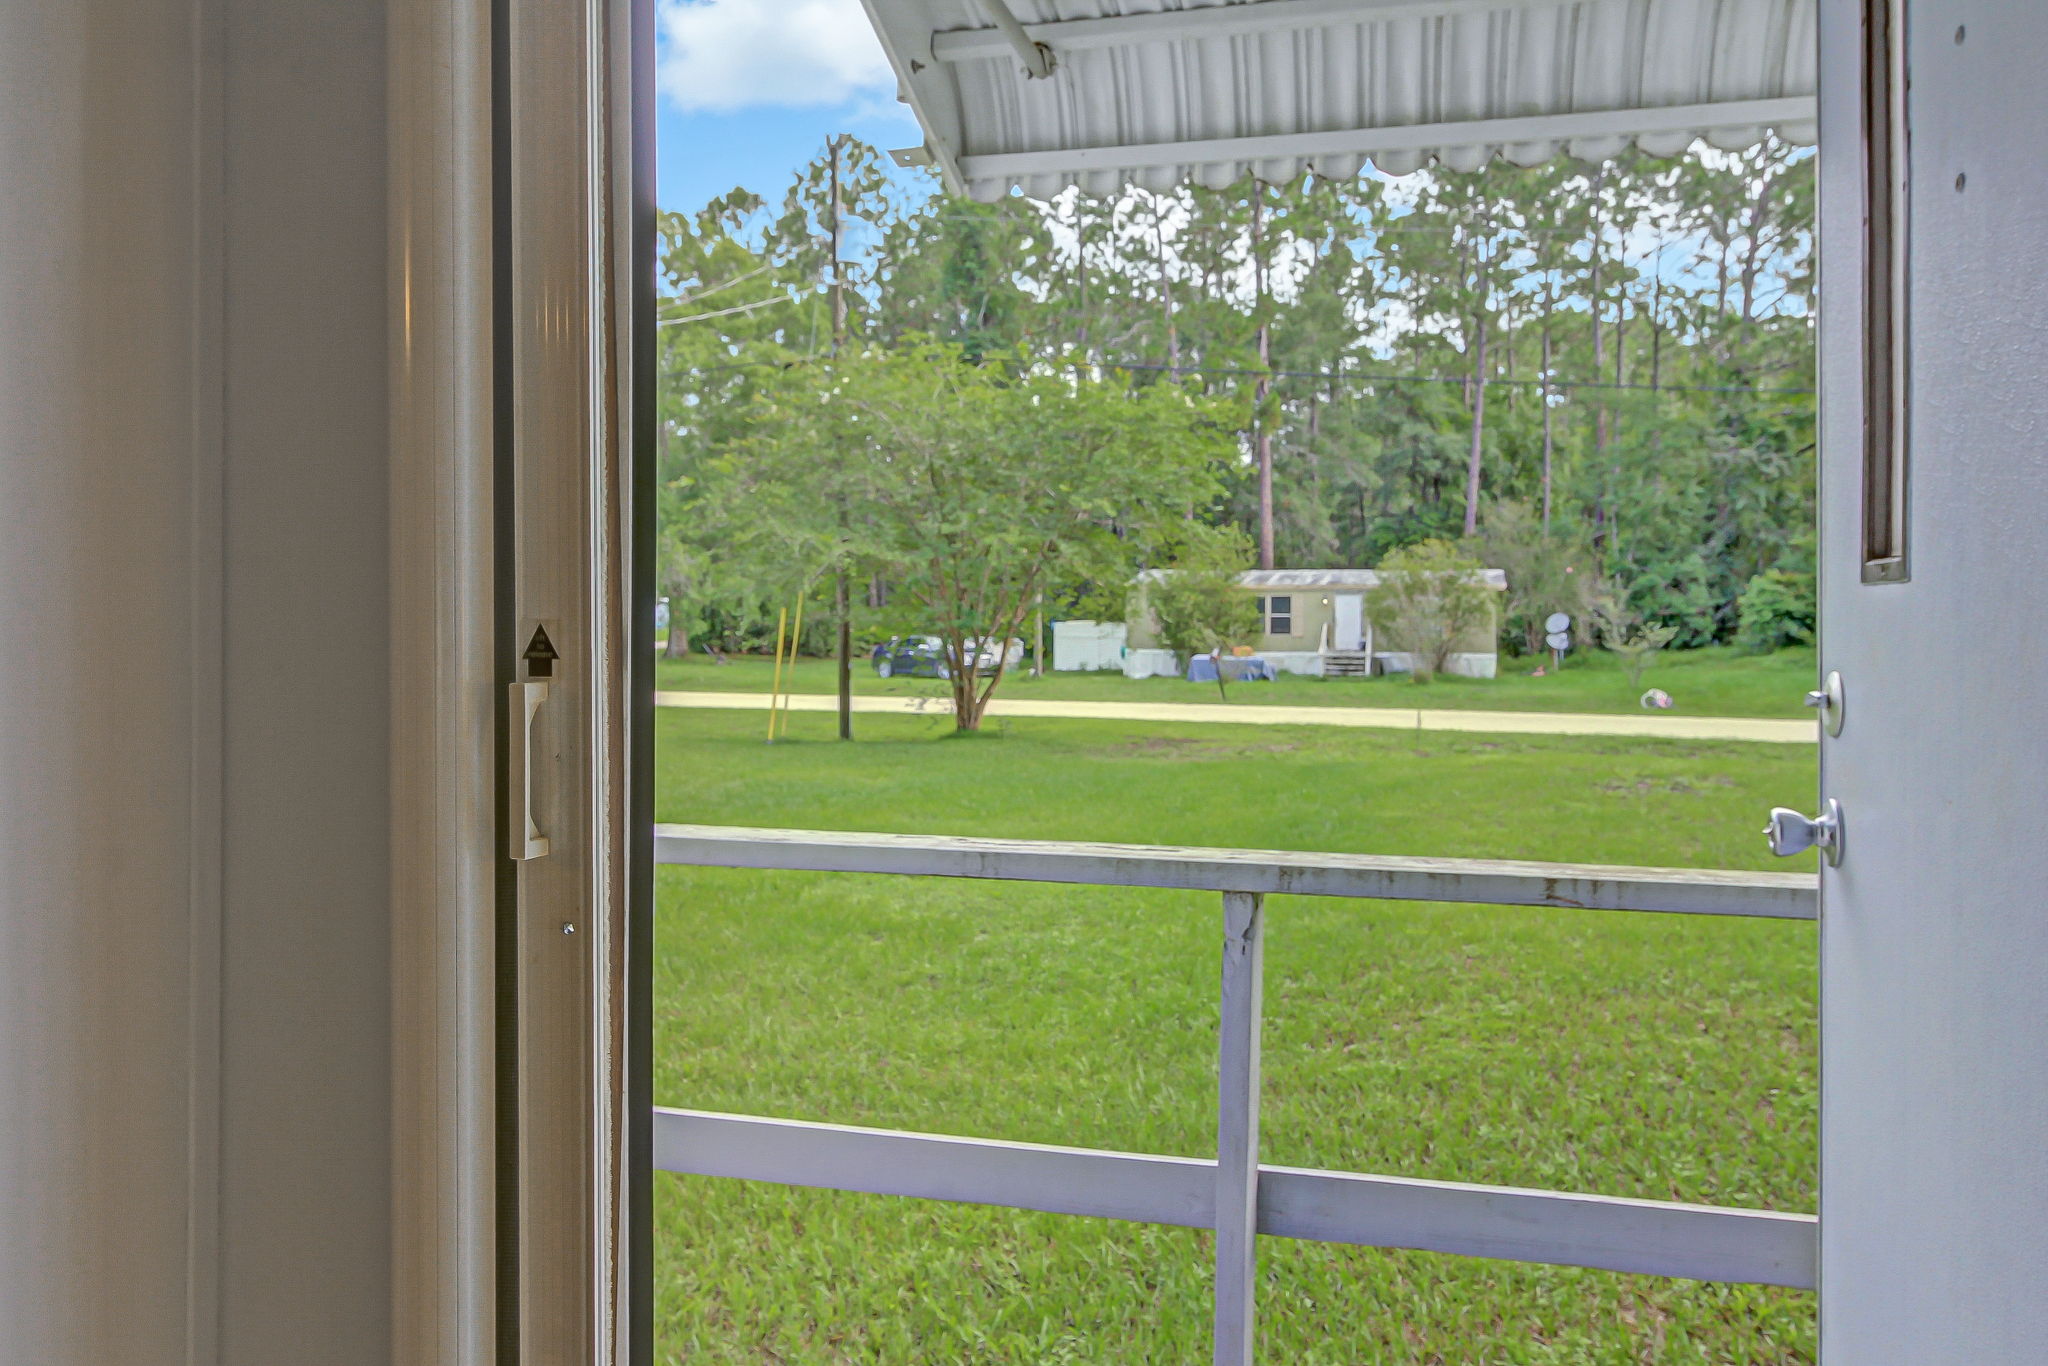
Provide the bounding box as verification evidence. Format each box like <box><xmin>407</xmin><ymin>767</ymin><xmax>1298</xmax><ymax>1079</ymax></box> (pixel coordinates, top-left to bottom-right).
<box><xmin>1475</xmin><ymin>499</ymin><xmax>1600</xmax><ymax>654</ymax></box>
<box><xmin>1735</xmin><ymin>569</ymin><xmax>1817</xmax><ymax>654</ymax></box>
<box><xmin>1370</xmin><ymin>539</ymin><xmax>1493</xmax><ymax>681</ymax></box>
<box><xmin>1592</xmin><ymin>593</ymin><xmax>1679</xmax><ymax>691</ymax></box>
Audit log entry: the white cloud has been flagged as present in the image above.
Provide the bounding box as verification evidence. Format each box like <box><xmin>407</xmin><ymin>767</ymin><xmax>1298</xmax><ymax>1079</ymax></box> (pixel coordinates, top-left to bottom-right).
<box><xmin>657</xmin><ymin>0</ymin><xmax>897</xmax><ymax>113</ymax></box>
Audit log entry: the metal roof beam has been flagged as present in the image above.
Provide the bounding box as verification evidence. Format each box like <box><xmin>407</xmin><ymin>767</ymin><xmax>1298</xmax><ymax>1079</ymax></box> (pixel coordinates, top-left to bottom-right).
<box><xmin>931</xmin><ymin>0</ymin><xmax>1565</xmax><ymax>64</ymax></box>
<box><xmin>971</xmin><ymin>0</ymin><xmax>1056</xmax><ymax>76</ymax></box>
<box><xmin>959</xmin><ymin>96</ymin><xmax>1818</xmax><ymax>182</ymax></box>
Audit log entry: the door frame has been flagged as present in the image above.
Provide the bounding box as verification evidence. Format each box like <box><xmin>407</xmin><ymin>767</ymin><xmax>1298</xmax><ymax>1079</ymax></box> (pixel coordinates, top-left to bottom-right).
<box><xmin>390</xmin><ymin>0</ymin><xmax>653</xmax><ymax>1360</ymax></box>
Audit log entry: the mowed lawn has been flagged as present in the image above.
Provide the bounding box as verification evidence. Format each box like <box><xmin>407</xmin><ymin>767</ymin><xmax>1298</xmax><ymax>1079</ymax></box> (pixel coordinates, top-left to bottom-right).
<box><xmin>654</xmin><ymin>707</ymin><xmax>1820</xmax><ymax>1364</ymax></box>
<box><xmin>656</xmin><ymin>643</ymin><xmax>1819</xmax><ymax>720</ymax></box>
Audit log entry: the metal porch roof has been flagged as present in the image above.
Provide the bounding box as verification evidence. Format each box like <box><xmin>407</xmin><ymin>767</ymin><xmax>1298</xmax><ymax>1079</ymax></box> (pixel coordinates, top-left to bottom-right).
<box><xmin>860</xmin><ymin>0</ymin><xmax>1817</xmax><ymax>200</ymax></box>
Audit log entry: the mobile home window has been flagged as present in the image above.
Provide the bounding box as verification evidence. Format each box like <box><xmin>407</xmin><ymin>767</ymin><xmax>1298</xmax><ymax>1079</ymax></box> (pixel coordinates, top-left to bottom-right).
<box><xmin>1262</xmin><ymin>595</ymin><xmax>1293</xmax><ymax>635</ymax></box>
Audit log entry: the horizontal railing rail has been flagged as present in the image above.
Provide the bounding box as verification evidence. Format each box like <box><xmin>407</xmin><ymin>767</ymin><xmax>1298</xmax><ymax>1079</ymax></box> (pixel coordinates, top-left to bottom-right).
<box><xmin>656</xmin><ymin>1109</ymin><xmax>1819</xmax><ymax>1289</ymax></box>
<box><xmin>654</xmin><ymin>824</ymin><xmax>1819</xmax><ymax>919</ymax></box>
<box><xmin>653</xmin><ymin>824</ymin><xmax>1819</xmax><ymax>1363</ymax></box>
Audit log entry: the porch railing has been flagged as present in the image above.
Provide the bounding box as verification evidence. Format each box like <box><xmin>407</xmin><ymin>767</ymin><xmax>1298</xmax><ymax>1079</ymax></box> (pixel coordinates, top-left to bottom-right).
<box><xmin>654</xmin><ymin>824</ymin><xmax>1819</xmax><ymax>1365</ymax></box>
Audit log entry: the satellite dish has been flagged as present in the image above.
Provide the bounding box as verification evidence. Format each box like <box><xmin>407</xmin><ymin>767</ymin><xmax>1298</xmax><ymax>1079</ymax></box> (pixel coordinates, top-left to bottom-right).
<box><xmin>1545</xmin><ymin>631</ymin><xmax>1572</xmax><ymax>650</ymax></box>
<box><xmin>1544</xmin><ymin>612</ymin><xmax>1571</xmax><ymax>633</ymax></box>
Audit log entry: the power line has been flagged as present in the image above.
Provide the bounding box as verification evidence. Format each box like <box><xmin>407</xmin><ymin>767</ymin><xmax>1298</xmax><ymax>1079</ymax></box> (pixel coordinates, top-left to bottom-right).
<box><xmin>1074</xmin><ymin>358</ymin><xmax>1814</xmax><ymax>396</ymax></box>
<box><xmin>666</xmin><ymin>353</ymin><xmax>1814</xmax><ymax>397</ymax></box>
<box><xmin>658</xmin><ymin>295</ymin><xmax>793</xmax><ymax>326</ymax></box>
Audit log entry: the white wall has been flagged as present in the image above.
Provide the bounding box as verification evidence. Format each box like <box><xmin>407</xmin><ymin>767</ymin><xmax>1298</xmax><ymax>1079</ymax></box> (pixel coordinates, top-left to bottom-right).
<box><xmin>0</xmin><ymin>3</ymin><xmax>393</xmax><ymax>1360</ymax></box>
<box><xmin>218</xmin><ymin>5</ymin><xmax>392</xmax><ymax>1360</ymax></box>
<box><xmin>0</xmin><ymin>5</ymin><xmax>212</xmax><ymax>1358</ymax></box>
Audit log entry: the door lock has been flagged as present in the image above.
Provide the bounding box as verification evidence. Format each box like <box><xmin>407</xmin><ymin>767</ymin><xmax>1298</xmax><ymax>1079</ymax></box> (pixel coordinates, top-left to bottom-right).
<box><xmin>1765</xmin><ymin>798</ymin><xmax>1842</xmax><ymax>866</ymax></box>
<box><xmin>1804</xmin><ymin>669</ymin><xmax>1845</xmax><ymax>737</ymax></box>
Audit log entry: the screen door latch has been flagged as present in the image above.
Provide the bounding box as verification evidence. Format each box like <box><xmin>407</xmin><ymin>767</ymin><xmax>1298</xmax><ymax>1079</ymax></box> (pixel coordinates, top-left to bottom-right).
<box><xmin>1765</xmin><ymin>799</ymin><xmax>1842</xmax><ymax>867</ymax></box>
<box><xmin>510</xmin><ymin>680</ymin><xmax>551</xmax><ymax>860</ymax></box>
<box><xmin>509</xmin><ymin>622</ymin><xmax>559</xmax><ymax>862</ymax></box>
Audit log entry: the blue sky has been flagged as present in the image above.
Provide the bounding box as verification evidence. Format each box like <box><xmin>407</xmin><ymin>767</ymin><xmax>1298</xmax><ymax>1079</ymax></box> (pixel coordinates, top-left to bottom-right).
<box><xmin>655</xmin><ymin>0</ymin><xmax>923</xmax><ymax>216</ymax></box>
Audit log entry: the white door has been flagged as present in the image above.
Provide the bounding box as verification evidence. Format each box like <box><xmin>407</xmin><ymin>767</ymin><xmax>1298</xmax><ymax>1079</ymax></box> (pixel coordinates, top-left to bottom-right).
<box><xmin>1332</xmin><ymin>594</ymin><xmax>1364</xmax><ymax>650</ymax></box>
<box><xmin>1816</xmin><ymin>2</ymin><xmax>2048</xmax><ymax>1358</ymax></box>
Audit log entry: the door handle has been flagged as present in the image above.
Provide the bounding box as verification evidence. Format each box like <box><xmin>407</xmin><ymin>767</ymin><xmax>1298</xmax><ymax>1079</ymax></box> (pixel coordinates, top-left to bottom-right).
<box><xmin>1764</xmin><ymin>798</ymin><xmax>1841</xmax><ymax>866</ymax></box>
<box><xmin>509</xmin><ymin>681</ymin><xmax>551</xmax><ymax>860</ymax></box>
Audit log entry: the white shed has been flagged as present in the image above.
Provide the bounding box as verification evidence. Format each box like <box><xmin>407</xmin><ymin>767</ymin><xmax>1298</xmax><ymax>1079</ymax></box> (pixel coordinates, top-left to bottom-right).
<box><xmin>1050</xmin><ymin>618</ymin><xmax>1128</xmax><ymax>671</ymax></box>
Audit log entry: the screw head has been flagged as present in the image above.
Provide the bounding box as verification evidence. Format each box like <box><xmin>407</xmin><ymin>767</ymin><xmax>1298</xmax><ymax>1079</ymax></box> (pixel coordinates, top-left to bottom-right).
<box><xmin>562</xmin><ymin>922</ymin><xmax>577</xmax><ymax>936</ymax></box>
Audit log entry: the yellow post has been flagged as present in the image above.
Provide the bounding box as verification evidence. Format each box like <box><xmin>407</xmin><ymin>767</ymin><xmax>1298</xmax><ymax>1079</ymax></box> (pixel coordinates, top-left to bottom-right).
<box><xmin>779</xmin><ymin>594</ymin><xmax>806</xmax><ymax>739</ymax></box>
<box><xmin>767</xmin><ymin>606</ymin><xmax>788</xmax><ymax>743</ymax></box>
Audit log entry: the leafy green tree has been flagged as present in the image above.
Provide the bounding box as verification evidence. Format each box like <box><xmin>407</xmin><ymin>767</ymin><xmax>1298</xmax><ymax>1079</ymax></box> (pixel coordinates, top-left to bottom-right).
<box><xmin>1147</xmin><ymin>527</ymin><xmax>1262</xmax><ymax>700</ymax></box>
<box><xmin>1370</xmin><ymin>539</ymin><xmax>1494</xmax><ymax>680</ymax></box>
<box><xmin>759</xmin><ymin>341</ymin><xmax>1240</xmax><ymax>730</ymax></box>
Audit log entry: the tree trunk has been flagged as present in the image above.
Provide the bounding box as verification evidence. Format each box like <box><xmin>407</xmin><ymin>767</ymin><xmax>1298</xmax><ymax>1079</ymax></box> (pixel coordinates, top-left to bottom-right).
<box><xmin>1588</xmin><ymin>207</ymin><xmax>1608</xmax><ymax>546</ymax></box>
<box><xmin>1155</xmin><ymin>204</ymin><xmax>1179</xmax><ymax>378</ymax></box>
<box><xmin>1740</xmin><ymin>177</ymin><xmax>1771</xmax><ymax>325</ymax></box>
<box><xmin>1463</xmin><ymin>311</ymin><xmax>1489</xmax><ymax>537</ymax></box>
<box><xmin>1252</xmin><ymin>190</ymin><xmax>1274</xmax><ymax>569</ymax></box>
<box><xmin>1540</xmin><ymin>312</ymin><xmax>1554</xmax><ymax>531</ymax></box>
<box><xmin>835</xmin><ymin>572</ymin><xmax>852</xmax><ymax>740</ymax></box>
<box><xmin>829</xmin><ymin>138</ymin><xmax>852</xmax><ymax>740</ymax></box>
<box><xmin>1650</xmin><ymin>270</ymin><xmax>1664</xmax><ymax>390</ymax></box>
<box><xmin>1614</xmin><ymin>257</ymin><xmax>1628</xmax><ymax>389</ymax></box>
<box><xmin>948</xmin><ymin>638</ymin><xmax>982</xmax><ymax>732</ymax></box>
<box><xmin>1590</xmin><ymin>239</ymin><xmax>1607</xmax><ymax>461</ymax></box>
<box><xmin>663</xmin><ymin>615</ymin><xmax>689</xmax><ymax>660</ymax></box>
<box><xmin>1587</xmin><ymin>167</ymin><xmax>1609</xmax><ymax>535</ymax></box>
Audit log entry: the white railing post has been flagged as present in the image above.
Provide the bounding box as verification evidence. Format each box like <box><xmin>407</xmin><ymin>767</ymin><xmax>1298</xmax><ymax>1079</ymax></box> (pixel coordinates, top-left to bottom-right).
<box><xmin>1215</xmin><ymin>890</ymin><xmax>1265</xmax><ymax>1365</ymax></box>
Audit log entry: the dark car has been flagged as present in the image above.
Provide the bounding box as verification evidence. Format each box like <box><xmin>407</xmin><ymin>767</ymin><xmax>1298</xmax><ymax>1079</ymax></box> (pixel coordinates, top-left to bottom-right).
<box><xmin>870</xmin><ymin>635</ymin><xmax>951</xmax><ymax>679</ymax></box>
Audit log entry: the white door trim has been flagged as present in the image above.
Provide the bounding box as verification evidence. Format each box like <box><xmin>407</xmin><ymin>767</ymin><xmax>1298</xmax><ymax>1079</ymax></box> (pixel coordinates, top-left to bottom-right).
<box><xmin>389</xmin><ymin>0</ymin><xmax>499</xmax><ymax>1361</ymax></box>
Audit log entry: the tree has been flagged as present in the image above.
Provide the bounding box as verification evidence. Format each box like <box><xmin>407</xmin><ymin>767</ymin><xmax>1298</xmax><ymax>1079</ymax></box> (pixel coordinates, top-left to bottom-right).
<box><xmin>1475</xmin><ymin>499</ymin><xmax>1599</xmax><ymax>654</ymax></box>
<box><xmin>1369</xmin><ymin>539</ymin><xmax>1494</xmax><ymax>680</ymax></box>
<box><xmin>760</xmin><ymin>341</ymin><xmax>1240</xmax><ymax>731</ymax></box>
<box><xmin>1147</xmin><ymin>527</ymin><xmax>1262</xmax><ymax>700</ymax></box>
<box><xmin>661</xmin><ymin>139</ymin><xmax>1819</xmax><ymax>659</ymax></box>
<box><xmin>1594</xmin><ymin>593</ymin><xmax>1679</xmax><ymax>691</ymax></box>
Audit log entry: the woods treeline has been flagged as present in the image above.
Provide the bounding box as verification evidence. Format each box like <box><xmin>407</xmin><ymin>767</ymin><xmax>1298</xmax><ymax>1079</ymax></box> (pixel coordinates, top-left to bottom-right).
<box><xmin>659</xmin><ymin>135</ymin><xmax>1816</xmax><ymax>665</ymax></box>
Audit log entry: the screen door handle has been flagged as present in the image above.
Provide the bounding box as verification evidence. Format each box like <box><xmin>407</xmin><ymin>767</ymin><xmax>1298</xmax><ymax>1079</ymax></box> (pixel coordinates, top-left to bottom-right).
<box><xmin>509</xmin><ymin>681</ymin><xmax>551</xmax><ymax>860</ymax></box>
<box><xmin>1764</xmin><ymin>799</ymin><xmax>1841</xmax><ymax>866</ymax></box>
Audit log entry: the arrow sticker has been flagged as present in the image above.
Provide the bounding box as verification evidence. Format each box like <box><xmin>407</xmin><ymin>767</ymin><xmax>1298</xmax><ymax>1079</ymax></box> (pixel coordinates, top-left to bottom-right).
<box><xmin>523</xmin><ymin>624</ymin><xmax>560</xmax><ymax>678</ymax></box>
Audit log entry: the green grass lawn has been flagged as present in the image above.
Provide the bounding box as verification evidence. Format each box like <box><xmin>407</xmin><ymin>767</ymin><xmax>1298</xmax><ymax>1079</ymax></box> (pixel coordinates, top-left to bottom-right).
<box><xmin>656</xmin><ymin>709</ymin><xmax>1819</xmax><ymax>1364</ymax></box>
<box><xmin>656</xmin><ymin>643</ymin><xmax>1819</xmax><ymax>720</ymax></box>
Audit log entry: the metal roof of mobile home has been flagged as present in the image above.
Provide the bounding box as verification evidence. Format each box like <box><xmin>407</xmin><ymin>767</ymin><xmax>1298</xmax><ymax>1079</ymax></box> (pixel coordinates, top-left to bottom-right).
<box><xmin>860</xmin><ymin>0</ymin><xmax>1817</xmax><ymax>200</ymax></box>
<box><xmin>1134</xmin><ymin>567</ymin><xmax>1510</xmax><ymax>588</ymax></box>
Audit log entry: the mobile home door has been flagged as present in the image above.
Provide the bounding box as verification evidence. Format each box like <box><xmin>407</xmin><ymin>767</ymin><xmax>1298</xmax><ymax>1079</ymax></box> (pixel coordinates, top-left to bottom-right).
<box><xmin>1332</xmin><ymin>594</ymin><xmax>1364</xmax><ymax>651</ymax></box>
<box><xmin>1815</xmin><ymin>2</ymin><xmax>2048</xmax><ymax>1359</ymax></box>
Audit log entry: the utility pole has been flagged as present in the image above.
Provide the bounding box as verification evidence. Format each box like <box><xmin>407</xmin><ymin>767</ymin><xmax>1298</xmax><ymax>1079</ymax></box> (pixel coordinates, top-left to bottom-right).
<box><xmin>1033</xmin><ymin>591</ymin><xmax>1045</xmax><ymax>678</ymax></box>
<box><xmin>830</xmin><ymin>134</ymin><xmax>853</xmax><ymax>740</ymax></box>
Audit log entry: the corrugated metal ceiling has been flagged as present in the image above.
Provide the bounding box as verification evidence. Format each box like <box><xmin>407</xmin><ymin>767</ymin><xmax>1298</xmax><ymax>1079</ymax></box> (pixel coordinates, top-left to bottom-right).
<box><xmin>860</xmin><ymin>0</ymin><xmax>1817</xmax><ymax>200</ymax></box>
